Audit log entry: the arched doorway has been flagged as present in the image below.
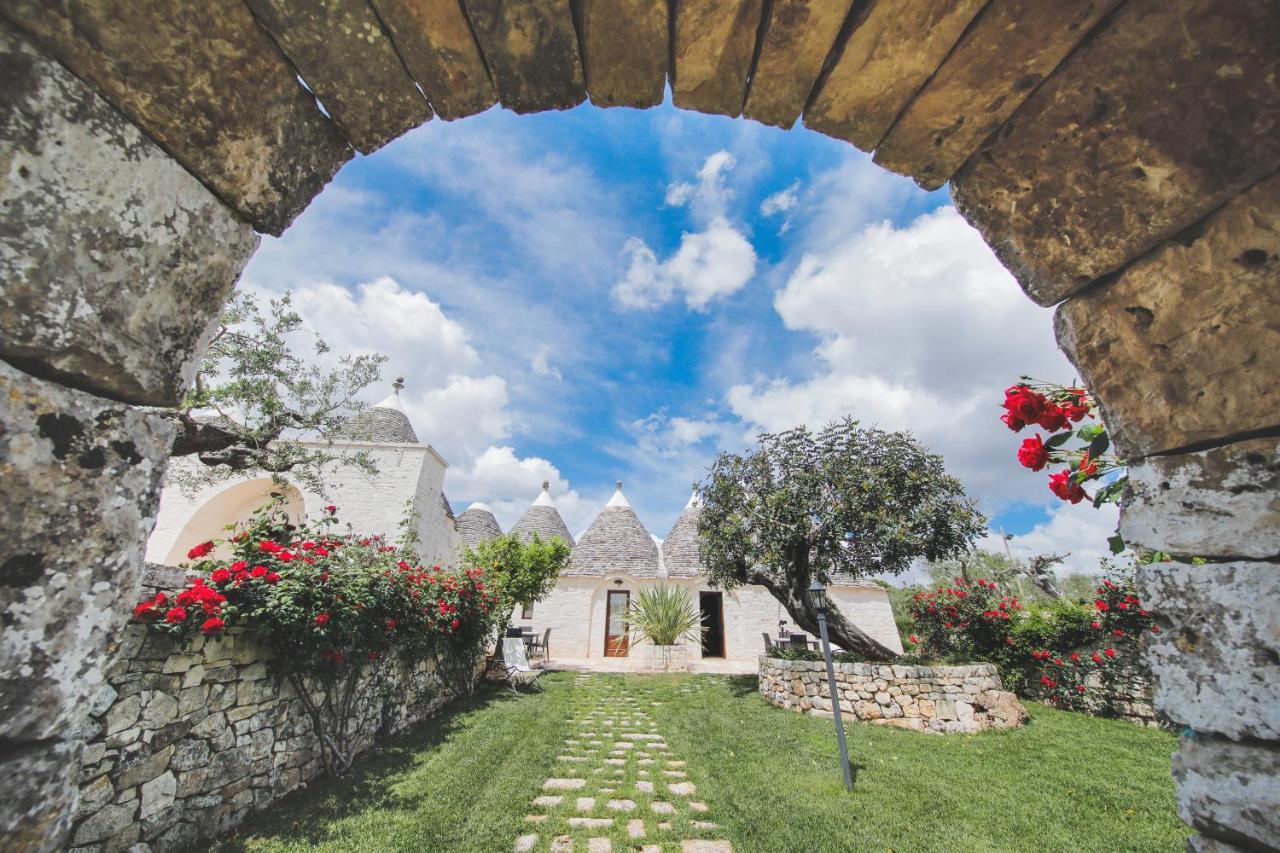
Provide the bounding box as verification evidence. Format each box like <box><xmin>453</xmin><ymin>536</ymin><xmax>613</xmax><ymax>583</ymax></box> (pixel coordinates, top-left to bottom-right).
<box><xmin>0</xmin><ymin>3</ymin><xmax>1275</xmax><ymax>849</ymax></box>
<box><xmin>160</xmin><ymin>479</ymin><xmax>305</xmax><ymax>565</ymax></box>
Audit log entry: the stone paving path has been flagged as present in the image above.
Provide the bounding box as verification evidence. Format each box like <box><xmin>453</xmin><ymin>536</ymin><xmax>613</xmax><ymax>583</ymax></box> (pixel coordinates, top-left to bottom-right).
<box><xmin>514</xmin><ymin>675</ymin><xmax>732</xmax><ymax>852</ymax></box>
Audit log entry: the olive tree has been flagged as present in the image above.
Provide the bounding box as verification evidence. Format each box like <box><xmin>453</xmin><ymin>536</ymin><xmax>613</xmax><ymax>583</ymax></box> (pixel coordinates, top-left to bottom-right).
<box><xmin>697</xmin><ymin>418</ymin><xmax>986</xmax><ymax>660</ymax></box>
<box><xmin>165</xmin><ymin>290</ymin><xmax>387</xmax><ymax>494</ymax></box>
<box><xmin>462</xmin><ymin>533</ymin><xmax>571</xmax><ymax>644</ymax></box>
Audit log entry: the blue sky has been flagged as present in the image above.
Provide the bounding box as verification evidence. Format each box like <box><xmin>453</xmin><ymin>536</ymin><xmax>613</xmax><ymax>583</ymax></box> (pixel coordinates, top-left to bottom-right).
<box><xmin>239</xmin><ymin>97</ymin><xmax>1118</xmax><ymax>574</ymax></box>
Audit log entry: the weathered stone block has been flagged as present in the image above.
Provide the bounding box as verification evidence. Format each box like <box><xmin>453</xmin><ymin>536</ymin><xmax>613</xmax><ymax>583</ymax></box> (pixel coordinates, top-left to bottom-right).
<box><xmin>243</xmin><ymin>0</ymin><xmax>432</xmax><ymax>153</ymax></box>
<box><xmin>577</xmin><ymin>0</ymin><xmax>667</xmax><ymax>109</ymax></box>
<box><xmin>875</xmin><ymin>0</ymin><xmax>1122</xmax><ymax>190</ymax></box>
<box><xmin>1172</xmin><ymin>733</ymin><xmax>1280</xmax><ymax>850</ymax></box>
<box><xmin>805</xmin><ymin>0</ymin><xmax>986</xmax><ymax>149</ymax></box>
<box><xmin>139</xmin><ymin>771</ymin><xmax>176</xmax><ymax>820</ymax></box>
<box><xmin>2</xmin><ymin>0</ymin><xmax>353</xmax><ymax>235</ymax></box>
<box><xmin>70</xmin><ymin>797</ymin><xmax>135</xmax><ymax>848</ymax></box>
<box><xmin>741</xmin><ymin>0</ymin><xmax>854</xmax><ymax>129</ymax></box>
<box><xmin>461</xmin><ymin>0</ymin><xmax>586</xmax><ymax>113</ymax></box>
<box><xmin>1138</xmin><ymin>560</ymin><xmax>1279</xmax><ymax>740</ymax></box>
<box><xmin>953</xmin><ymin>0</ymin><xmax>1280</xmax><ymax>305</ymax></box>
<box><xmin>1055</xmin><ymin>173</ymin><xmax>1280</xmax><ymax>456</ymax></box>
<box><xmin>0</xmin><ymin>360</ymin><xmax>173</xmax><ymax>743</ymax></box>
<box><xmin>672</xmin><ymin>0</ymin><xmax>762</xmax><ymax>116</ymax></box>
<box><xmin>369</xmin><ymin>0</ymin><xmax>497</xmax><ymax>120</ymax></box>
<box><xmin>0</xmin><ymin>22</ymin><xmax>259</xmax><ymax>406</ymax></box>
<box><xmin>1122</xmin><ymin>439</ymin><xmax>1280</xmax><ymax>560</ymax></box>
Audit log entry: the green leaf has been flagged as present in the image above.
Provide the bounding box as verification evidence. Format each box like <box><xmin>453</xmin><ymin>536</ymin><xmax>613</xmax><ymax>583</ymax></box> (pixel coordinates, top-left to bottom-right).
<box><xmin>1045</xmin><ymin>432</ymin><xmax>1073</xmax><ymax>450</ymax></box>
<box><xmin>1087</xmin><ymin>431</ymin><xmax>1111</xmax><ymax>459</ymax></box>
<box><xmin>1078</xmin><ymin>424</ymin><xmax>1105</xmax><ymax>441</ymax></box>
<box><xmin>1108</xmin><ymin>533</ymin><xmax>1126</xmax><ymax>555</ymax></box>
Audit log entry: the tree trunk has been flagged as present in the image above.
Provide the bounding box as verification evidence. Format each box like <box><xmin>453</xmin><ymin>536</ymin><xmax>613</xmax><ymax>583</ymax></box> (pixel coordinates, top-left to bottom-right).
<box><xmin>754</xmin><ymin>572</ymin><xmax>899</xmax><ymax>661</ymax></box>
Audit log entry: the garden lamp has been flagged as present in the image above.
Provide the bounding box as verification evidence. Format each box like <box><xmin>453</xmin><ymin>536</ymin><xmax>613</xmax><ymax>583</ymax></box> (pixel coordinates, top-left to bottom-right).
<box><xmin>809</xmin><ymin>579</ymin><xmax>854</xmax><ymax>791</ymax></box>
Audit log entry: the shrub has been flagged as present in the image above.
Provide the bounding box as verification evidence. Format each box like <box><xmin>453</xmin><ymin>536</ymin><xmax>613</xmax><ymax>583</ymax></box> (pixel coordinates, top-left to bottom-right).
<box><xmin>133</xmin><ymin>497</ymin><xmax>499</xmax><ymax>775</ymax></box>
<box><xmin>907</xmin><ymin>576</ymin><xmax>1022</xmax><ymax>666</ymax></box>
<box><xmin>628</xmin><ymin>584</ymin><xmax>704</xmax><ymax>647</ymax></box>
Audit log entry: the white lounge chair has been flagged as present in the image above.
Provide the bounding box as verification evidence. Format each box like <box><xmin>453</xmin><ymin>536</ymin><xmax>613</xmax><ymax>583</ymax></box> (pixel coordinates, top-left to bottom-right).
<box><xmin>502</xmin><ymin>638</ymin><xmax>545</xmax><ymax>695</ymax></box>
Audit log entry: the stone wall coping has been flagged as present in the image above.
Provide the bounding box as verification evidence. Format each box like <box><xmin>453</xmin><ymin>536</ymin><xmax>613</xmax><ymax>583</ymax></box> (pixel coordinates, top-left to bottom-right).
<box><xmin>760</xmin><ymin>656</ymin><xmax>998</xmax><ymax>679</ymax></box>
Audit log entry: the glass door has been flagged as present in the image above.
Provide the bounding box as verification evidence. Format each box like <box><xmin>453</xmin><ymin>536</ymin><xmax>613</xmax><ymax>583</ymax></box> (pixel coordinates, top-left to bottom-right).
<box><xmin>605</xmin><ymin>590</ymin><xmax>630</xmax><ymax>657</ymax></box>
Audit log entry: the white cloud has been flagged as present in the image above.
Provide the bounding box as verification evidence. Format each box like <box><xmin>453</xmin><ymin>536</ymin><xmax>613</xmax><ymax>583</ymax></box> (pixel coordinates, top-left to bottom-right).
<box><xmin>613</xmin><ymin>151</ymin><xmax>757</xmax><ymax>311</ymax></box>
<box><xmin>531</xmin><ymin>346</ymin><xmax>563</xmax><ymax>382</ymax></box>
<box><xmin>446</xmin><ymin>445</ymin><xmax>597</xmax><ymax>535</ymax></box>
<box><xmin>409</xmin><ymin>375</ymin><xmax>512</xmax><ymax>461</ymax></box>
<box><xmin>726</xmin><ymin>205</ymin><xmax>1077</xmax><ymax>514</ymax></box>
<box><xmin>980</xmin><ymin>503</ymin><xmax>1121</xmax><ymax>575</ymax></box>
<box><xmin>761</xmin><ymin>181</ymin><xmax>800</xmax><ymax>217</ymax></box>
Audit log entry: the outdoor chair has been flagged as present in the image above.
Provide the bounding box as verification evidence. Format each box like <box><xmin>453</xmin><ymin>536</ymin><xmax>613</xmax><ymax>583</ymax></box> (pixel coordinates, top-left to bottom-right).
<box><xmin>502</xmin><ymin>638</ymin><xmax>544</xmax><ymax>695</ymax></box>
<box><xmin>789</xmin><ymin>634</ymin><xmax>810</xmax><ymax>650</ymax></box>
<box><xmin>530</xmin><ymin>628</ymin><xmax>551</xmax><ymax>661</ymax></box>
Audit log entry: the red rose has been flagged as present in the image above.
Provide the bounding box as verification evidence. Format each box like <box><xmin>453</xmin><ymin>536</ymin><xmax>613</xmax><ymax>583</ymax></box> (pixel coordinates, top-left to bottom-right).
<box><xmin>1104</xmin><ymin>648</ymin><xmax>1116</xmax><ymax>658</ymax></box>
<box><xmin>133</xmin><ymin>598</ymin><xmax>161</xmax><ymax>621</ymax></box>
<box><xmin>1070</xmin><ymin>652</ymin><xmax>1080</xmax><ymax>662</ymax></box>
<box><xmin>1090</xmin><ymin>621</ymin><xmax>1102</xmax><ymax>629</ymax></box>
<box><xmin>251</xmin><ymin>566</ymin><xmax>268</xmax><ymax>578</ymax></box>
<box><xmin>229</xmin><ymin>560</ymin><xmax>247</xmax><ymax>572</ymax></box>
<box><xmin>1017</xmin><ymin>434</ymin><xmax>1049</xmax><ymax>471</ymax></box>
<box><xmin>1036</xmin><ymin>402</ymin><xmax>1067</xmax><ymax>432</ymax></box>
<box><xmin>450</xmin><ymin>618</ymin><xmax>460</xmax><ymax>630</ymax></box>
<box><xmin>265</xmin><ymin>572</ymin><xmax>281</xmax><ymax>584</ymax></box>
<box><xmin>1091</xmin><ymin>652</ymin><xmax>1103</xmax><ymax>664</ymax></box>
<box><xmin>1095</xmin><ymin>599</ymin><xmax>1109</xmax><ymax>611</ymax></box>
<box><xmin>1004</xmin><ymin>385</ymin><xmax>1045</xmax><ymax>423</ymax></box>
<box><xmin>325</xmin><ymin>505</ymin><xmax>337</xmax><ymax>513</ymax></box>
<box><xmin>1113</xmin><ymin>629</ymin><xmax>1125</xmax><ymax>637</ymax></box>
<box><xmin>315</xmin><ymin>613</ymin><xmax>330</xmax><ymax>627</ymax></box>
<box><xmin>259</xmin><ymin>540</ymin><xmax>282</xmax><ymax>554</ymax></box>
<box><xmin>1076</xmin><ymin>685</ymin><xmax>1087</xmax><ymax>694</ymax></box>
<box><xmin>1048</xmin><ymin>470</ymin><xmax>1085</xmax><ymax>503</ymax></box>
<box><xmin>908</xmin><ymin>634</ymin><xmax>919</xmax><ymax>644</ymax></box>
<box><xmin>187</xmin><ymin>541</ymin><xmax>215</xmax><ymax>560</ymax></box>
<box><xmin>210</xmin><ymin>568</ymin><xmax>232</xmax><ymax>584</ymax></box>
<box><xmin>1064</xmin><ymin>391</ymin><xmax>1090</xmax><ymax>422</ymax></box>
<box><xmin>201</xmin><ymin>616</ymin><xmax>225</xmax><ymax>635</ymax></box>
<box><xmin>1000</xmin><ymin>411</ymin><xmax>1026</xmax><ymax>432</ymax></box>
<box><xmin>165</xmin><ymin>606</ymin><xmax>187</xmax><ymax>623</ymax></box>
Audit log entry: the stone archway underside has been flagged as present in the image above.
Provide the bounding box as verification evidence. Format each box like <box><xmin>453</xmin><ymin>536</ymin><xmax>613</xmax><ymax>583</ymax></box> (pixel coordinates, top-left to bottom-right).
<box><xmin>0</xmin><ymin>0</ymin><xmax>1276</xmax><ymax>849</ymax></box>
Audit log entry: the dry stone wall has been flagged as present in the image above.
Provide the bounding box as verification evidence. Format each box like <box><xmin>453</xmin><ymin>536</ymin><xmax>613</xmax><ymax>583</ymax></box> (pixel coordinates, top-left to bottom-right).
<box><xmin>68</xmin><ymin>567</ymin><xmax>452</xmax><ymax>852</ymax></box>
<box><xmin>758</xmin><ymin>657</ymin><xmax>1028</xmax><ymax>734</ymax></box>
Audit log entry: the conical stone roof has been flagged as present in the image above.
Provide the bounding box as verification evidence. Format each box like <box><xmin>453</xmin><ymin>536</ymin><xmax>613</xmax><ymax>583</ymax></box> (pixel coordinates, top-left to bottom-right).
<box><xmin>338</xmin><ymin>377</ymin><xmax>419</xmax><ymax>444</ymax></box>
<box><xmin>511</xmin><ymin>482</ymin><xmax>575</xmax><ymax>546</ymax></box>
<box><xmin>661</xmin><ymin>489</ymin><xmax>705</xmax><ymax>578</ymax></box>
<box><xmin>566</xmin><ymin>482</ymin><xmax>659</xmax><ymax>577</ymax></box>
<box><xmin>457</xmin><ymin>502</ymin><xmax>502</xmax><ymax>548</ymax></box>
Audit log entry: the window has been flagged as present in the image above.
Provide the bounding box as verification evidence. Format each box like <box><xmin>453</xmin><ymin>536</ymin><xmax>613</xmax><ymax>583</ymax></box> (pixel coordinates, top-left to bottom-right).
<box><xmin>521</xmin><ymin>602</ymin><xmax>533</xmax><ymax>619</ymax></box>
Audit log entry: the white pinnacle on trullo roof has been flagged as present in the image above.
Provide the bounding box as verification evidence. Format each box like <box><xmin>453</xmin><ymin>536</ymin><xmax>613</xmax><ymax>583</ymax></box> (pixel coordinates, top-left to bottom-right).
<box><xmin>511</xmin><ymin>481</ymin><xmax>575</xmax><ymax>546</ymax></box>
<box><xmin>339</xmin><ymin>376</ymin><xmax>419</xmax><ymax>444</ymax></box>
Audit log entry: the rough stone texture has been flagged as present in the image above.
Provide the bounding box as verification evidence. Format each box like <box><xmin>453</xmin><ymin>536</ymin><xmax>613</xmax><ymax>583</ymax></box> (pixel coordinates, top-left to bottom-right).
<box><xmin>1</xmin><ymin>0</ymin><xmax>353</xmax><ymax>235</ymax></box>
<box><xmin>741</xmin><ymin>0</ymin><xmax>854</xmax><ymax>129</ymax></box>
<box><xmin>0</xmin><ymin>361</ymin><xmax>173</xmax><ymax>744</ymax></box>
<box><xmin>1172</xmin><ymin>733</ymin><xmax>1280</xmax><ymax>851</ymax></box>
<box><xmin>0</xmin><ymin>22</ymin><xmax>259</xmax><ymax>407</ymax></box>
<box><xmin>1122</xmin><ymin>439</ymin><xmax>1280</xmax><ymax>561</ymax></box>
<box><xmin>67</xmin><ymin>625</ymin><xmax>454</xmax><ymax>850</ymax></box>
<box><xmin>461</xmin><ymin>0</ymin><xmax>586</xmax><ymax>113</ymax></box>
<box><xmin>0</xmin><ymin>739</ymin><xmax>82</xmax><ymax>850</ymax></box>
<box><xmin>369</xmin><ymin>0</ymin><xmax>497</xmax><ymax>120</ymax></box>
<box><xmin>758</xmin><ymin>658</ymin><xmax>1027</xmax><ymax>733</ymax></box>
<box><xmin>874</xmin><ymin>0</ymin><xmax>1123</xmax><ymax>190</ymax></box>
<box><xmin>1138</xmin><ymin>561</ymin><xmax>1279</xmax><ymax>741</ymax></box>
<box><xmin>804</xmin><ymin>0</ymin><xmax>987</xmax><ymax>149</ymax></box>
<box><xmin>672</xmin><ymin>0</ymin><xmax>763</xmax><ymax>117</ymax></box>
<box><xmin>1055</xmin><ymin>172</ymin><xmax>1280</xmax><ymax>456</ymax></box>
<box><xmin>953</xmin><ymin>0</ymin><xmax>1280</xmax><ymax>306</ymax></box>
<box><xmin>243</xmin><ymin>0</ymin><xmax>433</xmax><ymax>153</ymax></box>
<box><xmin>576</xmin><ymin>0</ymin><xmax>667</xmax><ymax>109</ymax></box>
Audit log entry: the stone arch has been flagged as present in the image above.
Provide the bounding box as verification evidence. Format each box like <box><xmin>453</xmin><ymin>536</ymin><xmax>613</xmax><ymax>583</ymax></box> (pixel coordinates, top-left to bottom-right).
<box><xmin>160</xmin><ymin>478</ymin><xmax>306</xmax><ymax>565</ymax></box>
<box><xmin>0</xmin><ymin>2</ymin><xmax>1276</xmax><ymax>849</ymax></box>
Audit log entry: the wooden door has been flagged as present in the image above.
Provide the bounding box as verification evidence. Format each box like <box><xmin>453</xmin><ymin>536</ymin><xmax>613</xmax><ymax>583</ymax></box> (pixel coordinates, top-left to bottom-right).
<box><xmin>605</xmin><ymin>590</ymin><xmax>630</xmax><ymax>657</ymax></box>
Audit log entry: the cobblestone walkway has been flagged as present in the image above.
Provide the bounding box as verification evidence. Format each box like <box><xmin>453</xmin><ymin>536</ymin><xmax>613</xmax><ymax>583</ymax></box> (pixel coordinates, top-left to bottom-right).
<box><xmin>514</xmin><ymin>675</ymin><xmax>732</xmax><ymax>853</ymax></box>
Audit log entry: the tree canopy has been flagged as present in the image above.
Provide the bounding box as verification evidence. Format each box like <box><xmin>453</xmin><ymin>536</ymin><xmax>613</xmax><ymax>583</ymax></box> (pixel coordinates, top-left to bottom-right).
<box><xmin>461</xmin><ymin>533</ymin><xmax>571</xmax><ymax>641</ymax></box>
<box><xmin>697</xmin><ymin>418</ymin><xmax>986</xmax><ymax>660</ymax></box>
<box><xmin>166</xmin><ymin>291</ymin><xmax>387</xmax><ymax>495</ymax></box>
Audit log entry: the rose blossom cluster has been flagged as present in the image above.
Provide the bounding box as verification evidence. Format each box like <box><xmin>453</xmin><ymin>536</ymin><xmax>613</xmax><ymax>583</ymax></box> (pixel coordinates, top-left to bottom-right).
<box><xmin>1000</xmin><ymin>379</ymin><xmax>1122</xmax><ymax>505</ymax></box>
<box><xmin>908</xmin><ymin>576</ymin><xmax>1022</xmax><ymax>658</ymax></box>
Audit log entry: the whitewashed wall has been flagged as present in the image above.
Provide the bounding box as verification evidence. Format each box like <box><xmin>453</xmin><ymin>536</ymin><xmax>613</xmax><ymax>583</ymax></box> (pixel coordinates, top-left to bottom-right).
<box><xmin>148</xmin><ymin>441</ymin><xmax>460</xmax><ymax>568</ymax></box>
<box><xmin>514</xmin><ymin>576</ymin><xmax>902</xmax><ymax>662</ymax></box>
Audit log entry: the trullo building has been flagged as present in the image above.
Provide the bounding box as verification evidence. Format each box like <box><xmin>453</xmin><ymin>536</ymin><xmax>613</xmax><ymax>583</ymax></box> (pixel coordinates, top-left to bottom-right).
<box><xmin>148</xmin><ymin>380</ymin><xmax>902</xmax><ymax>669</ymax></box>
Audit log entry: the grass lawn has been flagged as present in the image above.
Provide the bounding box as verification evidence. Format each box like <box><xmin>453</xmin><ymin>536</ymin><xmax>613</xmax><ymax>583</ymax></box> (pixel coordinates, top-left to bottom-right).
<box><xmin>223</xmin><ymin>673</ymin><xmax>1187</xmax><ymax>853</ymax></box>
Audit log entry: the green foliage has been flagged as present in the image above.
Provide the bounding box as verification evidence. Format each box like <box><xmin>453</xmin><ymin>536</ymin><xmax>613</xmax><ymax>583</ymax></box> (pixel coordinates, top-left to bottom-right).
<box><xmin>627</xmin><ymin>584</ymin><xmax>705</xmax><ymax>647</ymax></box>
<box><xmin>170</xmin><ymin>290</ymin><xmax>388</xmax><ymax>495</ymax></box>
<box><xmin>133</xmin><ymin>497</ymin><xmax>500</xmax><ymax>775</ymax></box>
<box><xmin>696</xmin><ymin>417</ymin><xmax>986</xmax><ymax>658</ymax></box>
<box><xmin>462</xmin><ymin>533</ymin><xmax>571</xmax><ymax>641</ymax></box>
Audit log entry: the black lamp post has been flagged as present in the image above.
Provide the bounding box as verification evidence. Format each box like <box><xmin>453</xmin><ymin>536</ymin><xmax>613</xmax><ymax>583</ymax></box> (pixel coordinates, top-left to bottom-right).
<box><xmin>808</xmin><ymin>579</ymin><xmax>853</xmax><ymax>791</ymax></box>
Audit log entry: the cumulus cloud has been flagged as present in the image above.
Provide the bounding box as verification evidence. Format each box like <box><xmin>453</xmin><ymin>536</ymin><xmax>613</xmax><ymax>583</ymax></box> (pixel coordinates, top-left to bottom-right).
<box><xmin>613</xmin><ymin>151</ymin><xmax>757</xmax><ymax>311</ymax></box>
<box><xmin>726</xmin><ymin>205</ymin><xmax>1077</xmax><ymax>514</ymax></box>
<box><xmin>531</xmin><ymin>346</ymin><xmax>563</xmax><ymax>382</ymax></box>
<box><xmin>760</xmin><ymin>180</ymin><xmax>801</xmax><ymax>233</ymax></box>
<box><xmin>446</xmin><ymin>445</ymin><xmax>597</xmax><ymax>535</ymax></box>
<box><xmin>980</xmin><ymin>503</ymin><xmax>1121</xmax><ymax>575</ymax></box>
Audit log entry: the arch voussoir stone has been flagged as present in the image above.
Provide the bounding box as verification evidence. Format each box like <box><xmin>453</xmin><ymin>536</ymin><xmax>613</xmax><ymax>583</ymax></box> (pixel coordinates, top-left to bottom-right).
<box><xmin>671</xmin><ymin>0</ymin><xmax>762</xmax><ymax>117</ymax></box>
<box><xmin>741</xmin><ymin>0</ymin><xmax>854</xmax><ymax>130</ymax></box>
<box><xmin>461</xmin><ymin>0</ymin><xmax>586</xmax><ymax>113</ymax></box>
<box><xmin>576</xmin><ymin>0</ymin><xmax>668</xmax><ymax>109</ymax></box>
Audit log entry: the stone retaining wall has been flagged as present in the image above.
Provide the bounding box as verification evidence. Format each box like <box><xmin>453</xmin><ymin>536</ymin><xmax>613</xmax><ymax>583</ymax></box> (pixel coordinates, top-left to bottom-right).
<box><xmin>1023</xmin><ymin>644</ymin><xmax>1163</xmax><ymax>729</ymax></box>
<box><xmin>67</xmin><ymin>569</ymin><xmax>452</xmax><ymax>852</ymax></box>
<box><xmin>758</xmin><ymin>657</ymin><xmax>1028</xmax><ymax>734</ymax></box>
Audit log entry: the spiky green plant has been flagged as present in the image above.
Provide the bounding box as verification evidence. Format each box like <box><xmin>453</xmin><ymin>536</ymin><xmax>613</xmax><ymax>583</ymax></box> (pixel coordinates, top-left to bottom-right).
<box><xmin>627</xmin><ymin>584</ymin><xmax>705</xmax><ymax>647</ymax></box>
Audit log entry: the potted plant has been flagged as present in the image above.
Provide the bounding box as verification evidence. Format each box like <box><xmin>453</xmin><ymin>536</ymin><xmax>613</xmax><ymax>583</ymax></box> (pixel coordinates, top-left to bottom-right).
<box><xmin>627</xmin><ymin>584</ymin><xmax>705</xmax><ymax>672</ymax></box>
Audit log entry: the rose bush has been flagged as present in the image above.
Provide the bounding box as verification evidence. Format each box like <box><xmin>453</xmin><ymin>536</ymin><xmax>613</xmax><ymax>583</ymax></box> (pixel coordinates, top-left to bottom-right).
<box><xmin>907</xmin><ymin>576</ymin><xmax>1023</xmax><ymax>663</ymax></box>
<box><xmin>133</xmin><ymin>496</ymin><xmax>499</xmax><ymax>775</ymax></box>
